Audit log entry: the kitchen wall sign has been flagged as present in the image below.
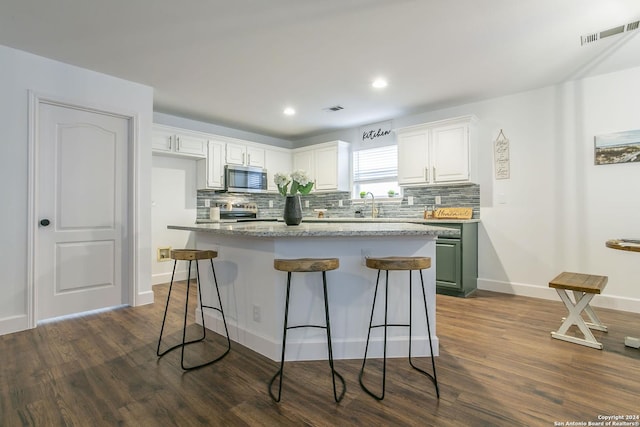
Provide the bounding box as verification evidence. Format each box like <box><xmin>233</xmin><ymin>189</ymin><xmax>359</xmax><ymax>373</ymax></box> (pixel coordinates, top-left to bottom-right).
<box><xmin>359</xmin><ymin>120</ymin><xmax>393</xmax><ymax>145</ymax></box>
<box><xmin>594</xmin><ymin>129</ymin><xmax>640</xmax><ymax>165</ymax></box>
<box><xmin>493</xmin><ymin>129</ymin><xmax>510</xmax><ymax>180</ymax></box>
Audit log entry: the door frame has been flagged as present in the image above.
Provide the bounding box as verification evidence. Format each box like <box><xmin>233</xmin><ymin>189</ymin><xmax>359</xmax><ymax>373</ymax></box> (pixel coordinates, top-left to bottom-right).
<box><xmin>27</xmin><ymin>92</ymin><xmax>141</xmax><ymax>327</ymax></box>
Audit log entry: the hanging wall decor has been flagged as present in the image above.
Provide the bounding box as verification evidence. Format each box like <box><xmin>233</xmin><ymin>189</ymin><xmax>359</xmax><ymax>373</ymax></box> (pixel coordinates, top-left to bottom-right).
<box><xmin>594</xmin><ymin>129</ymin><xmax>640</xmax><ymax>165</ymax></box>
<box><xmin>493</xmin><ymin>129</ymin><xmax>510</xmax><ymax>179</ymax></box>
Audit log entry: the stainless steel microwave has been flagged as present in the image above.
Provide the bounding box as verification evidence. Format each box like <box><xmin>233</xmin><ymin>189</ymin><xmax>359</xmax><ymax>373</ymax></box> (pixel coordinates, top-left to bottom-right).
<box><xmin>224</xmin><ymin>165</ymin><xmax>268</xmax><ymax>193</ymax></box>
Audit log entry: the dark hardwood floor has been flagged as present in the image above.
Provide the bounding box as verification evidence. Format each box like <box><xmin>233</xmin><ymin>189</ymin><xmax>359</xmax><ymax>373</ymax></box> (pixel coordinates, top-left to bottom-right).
<box><xmin>1</xmin><ymin>282</ymin><xmax>639</xmax><ymax>426</ymax></box>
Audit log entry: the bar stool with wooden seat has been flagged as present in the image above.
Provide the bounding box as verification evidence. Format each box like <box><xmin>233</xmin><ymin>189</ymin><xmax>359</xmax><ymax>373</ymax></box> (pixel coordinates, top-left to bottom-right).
<box><xmin>359</xmin><ymin>256</ymin><xmax>439</xmax><ymax>400</ymax></box>
<box><xmin>549</xmin><ymin>271</ymin><xmax>608</xmax><ymax>349</ymax></box>
<box><xmin>156</xmin><ymin>249</ymin><xmax>231</xmax><ymax>370</ymax></box>
<box><xmin>269</xmin><ymin>258</ymin><xmax>346</xmax><ymax>403</ymax></box>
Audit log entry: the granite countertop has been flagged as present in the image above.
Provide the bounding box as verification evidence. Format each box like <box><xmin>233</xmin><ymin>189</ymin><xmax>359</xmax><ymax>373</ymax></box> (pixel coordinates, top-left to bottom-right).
<box><xmin>169</xmin><ymin>221</ymin><xmax>460</xmax><ymax>238</ymax></box>
<box><xmin>196</xmin><ymin>217</ymin><xmax>480</xmax><ymax>225</ymax></box>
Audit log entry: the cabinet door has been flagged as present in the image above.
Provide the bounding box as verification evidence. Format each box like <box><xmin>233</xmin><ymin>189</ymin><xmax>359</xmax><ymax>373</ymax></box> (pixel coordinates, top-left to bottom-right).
<box><xmin>314</xmin><ymin>145</ymin><xmax>338</xmax><ymax>191</ymax></box>
<box><xmin>206</xmin><ymin>140</ymin><xmax>225</xmax><ymax>188</ymax></box>
<box><xmin>152</xmin><ymin>129</ymin><xmax>173</xmax><ymax>153</ymax></box>
<box><xmin>432</xmin><ymin>123</ymin><xmax>469</xmax><ymax>182</ymax></box>
<box><xmin>397</xmin><ymin>130</ymin><xmax>430</xmax><ymax>185</ymax></box>
<box><xmin>246</xmin><ymin>146</ymin><xmax>265</xmax><ymax>168</ymax></box>
<box><xmin>436</xmin><ymin>238</ymin><xmax>462</xmax><ymax>290</ymax></box>
<box><xmin>293</xmin><ymin>149</ymin><xmax>315</xmax><ymax>181</ymax></box>
<box><xmin>265</xmin><ymin>148</ymin><xmax>292</xmax><ymax>192</ymax></box>
<box><xmin>175</xmin><ymin>134</ymin><xmax>207</xmax><ymax>158</ymax></box>
<box><xmin>226</xmin><ymin>142</ymin><xmax>246</xmax><ymax>165</ymax></box>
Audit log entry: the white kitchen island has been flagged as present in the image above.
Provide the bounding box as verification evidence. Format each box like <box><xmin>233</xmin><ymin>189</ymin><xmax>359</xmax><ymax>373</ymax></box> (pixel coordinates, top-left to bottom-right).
<box><xmin>167</xmin><ymin>221</ymin><xmax>458</xmax><ymax>361</ymax></box>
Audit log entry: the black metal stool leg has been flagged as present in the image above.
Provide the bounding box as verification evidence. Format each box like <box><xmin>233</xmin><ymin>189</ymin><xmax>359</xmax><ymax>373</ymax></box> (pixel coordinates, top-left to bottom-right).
<box><xmin>157</xmin><ymin>258</ymin><xmax>231</xmax><ymax>371</ymax></box>
<box><xmin>417</xmin><ymin>269</ymin><xmax>439</xmax><ymax>397</ymax></box>
<box><xmin>157</xmin><ymin>259</ymin><xmax>178</xmax><ymax>356</ymax></box>
<box><xmin>202</xmin><ymin>259</ymin><xmax>231</xmax><ymax>358</ymax></box>
<box><xmin>361</xmin><ymin>268</ymin><xmax>439</xmax><ymax>400</ymax></box>
<box><xmin>321</xmin><ymin>271</ymin><xmax>346</xmax><ymax>402</ymax></box>
<box><xmin>269</xmin><ymin>272</ymin><xmax>292</xmax><ymax>402</ymax></box>
<box><xmin>359</xmin><ymin>269</ymin><xmax>389</xmax><ymax>400</ymax></box>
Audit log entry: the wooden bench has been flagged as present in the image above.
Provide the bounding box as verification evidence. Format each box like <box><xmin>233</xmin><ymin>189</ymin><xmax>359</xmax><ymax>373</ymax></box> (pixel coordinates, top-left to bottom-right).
<box><xmin>549</xmin><ymin>272</ymin><xmax>608</xmax><ymax>349</ymax></box>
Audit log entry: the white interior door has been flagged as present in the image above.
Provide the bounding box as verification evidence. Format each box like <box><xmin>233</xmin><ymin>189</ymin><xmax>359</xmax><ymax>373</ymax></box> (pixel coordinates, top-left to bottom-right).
<box><xmin>36</xmin><ymin>102</ymin><xmax>129</xmax><ymax>321</ymax></box>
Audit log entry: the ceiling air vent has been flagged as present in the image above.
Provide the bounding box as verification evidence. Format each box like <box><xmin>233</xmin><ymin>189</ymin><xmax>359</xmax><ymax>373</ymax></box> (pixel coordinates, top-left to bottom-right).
<box><xmin>323</xmin><ymin>105</ymin><xmax>344</xmax><ymax>112</ymax></box>
<box><xmin>581</xmin><ymin>20</ymin><xmax>640</xmax><ymax>46</ymax></box>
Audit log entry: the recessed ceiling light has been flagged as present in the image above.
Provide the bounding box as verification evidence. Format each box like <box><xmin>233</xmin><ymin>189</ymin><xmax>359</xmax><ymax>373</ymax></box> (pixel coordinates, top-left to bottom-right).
<box><xmin>372</xmin><ymin>78</ymin><xmax>388</xmax><ymax>89</ymax></box>
<box><xmin>283</xmin><ymin>107</ymin><xmax>296</xmax><ymax>116</ymax></box>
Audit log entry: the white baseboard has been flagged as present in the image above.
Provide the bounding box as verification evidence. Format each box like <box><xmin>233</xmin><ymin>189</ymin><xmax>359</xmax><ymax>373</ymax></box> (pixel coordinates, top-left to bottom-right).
<box><xmin>152</xmin><ymin>269</ymin><xmax>190</xmax><ymax>286</ymax></box>
<box><xmin>478</xmin><ymin>278</ymin><xmax>640</xmax><ymax>314</ymax></box>
<box><xmin>0</xmin><ymin>314</ymin><xmax>29</xmax><ymax>336</ymax></box>
<box><xmin>136</xmin><ymin>290</ymin><xmax>155</xmax><ymax>306</ymax></box>
<box><xmin>200</xmin><ymin>309</ymin><xmax>439</xmax><ymax>362</ymax></box>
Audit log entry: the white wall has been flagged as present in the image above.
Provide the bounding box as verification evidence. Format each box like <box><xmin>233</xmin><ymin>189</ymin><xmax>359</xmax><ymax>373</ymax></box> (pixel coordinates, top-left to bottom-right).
<box><xmin>151</xmin><ymin>156</ymin><xmax>198</xmax><ymax>284</ymax></box>
<box><xmin>437</xmin><ymin>69</ymin><xmax>640</xmax><ymax>312</ymax></box>
<box><xmin>0</xmin><ymin>45</ymin><xmax>154</xmax><ymax>335</ymax></box>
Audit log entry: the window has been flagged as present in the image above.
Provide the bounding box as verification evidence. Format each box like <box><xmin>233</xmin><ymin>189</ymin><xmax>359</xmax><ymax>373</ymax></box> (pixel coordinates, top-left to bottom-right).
<box><xmin>352</xmin><ymin>145</ymin><xmax>400</xmax><ymax>198</ymax></box>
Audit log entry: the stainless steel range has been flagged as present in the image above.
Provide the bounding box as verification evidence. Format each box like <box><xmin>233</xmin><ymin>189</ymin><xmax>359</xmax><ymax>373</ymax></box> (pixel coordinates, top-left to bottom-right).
<box><xmin>218</xmin><ymin>202</ymin><xmax>277</xmax><ymax>222</ymax></box>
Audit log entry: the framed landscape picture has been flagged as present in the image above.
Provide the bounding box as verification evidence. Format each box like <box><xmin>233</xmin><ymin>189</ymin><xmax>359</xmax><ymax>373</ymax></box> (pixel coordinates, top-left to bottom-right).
<box><xmin>594</xmin><ymin>129</ymin><xmax>640</xmax><ymax>165</ymax></box>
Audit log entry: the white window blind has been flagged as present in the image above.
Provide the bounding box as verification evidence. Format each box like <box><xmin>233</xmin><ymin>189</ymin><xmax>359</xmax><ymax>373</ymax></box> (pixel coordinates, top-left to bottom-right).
<box><xmin>353</xmin><ymin>145</ymin><xmax>398</xmax><ymax>182</ymax></box>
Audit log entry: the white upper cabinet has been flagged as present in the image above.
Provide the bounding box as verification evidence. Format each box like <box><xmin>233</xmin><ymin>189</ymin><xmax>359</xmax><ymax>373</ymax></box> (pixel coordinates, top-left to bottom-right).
<box><xmin>397</xmin><ymin>116</ymin><xmax>475</xmax><ymax>185</ymax></box>
<box><xmin>397</xmin><ymin>130</ymin><xmax>431</xmax><ymax>184</ymax></box>
<box><xmin>265</xmin><ymin>147</ymin><xmax>292</xmax><ymax>192</ymax></box>
<box><xmin>226</xmin><ymin>142</ymin><xmax>265</xmax><ymax>168</ymax></box>
<box><xmin>431</xmin><ymin>122</ymin><xmax>469</xmax><ymax>182</ymax></box>
<box><xmin>196</xmin><ymin>140</ymin><xmax>225</xmax><ymax>190</ymax></box>
<box><xmin>292</xmin><ymin>149</ymin><xmax>315</xmax><ymax>181</ymax></box>
<box><xmin>293</xmin><ymin>141</ymin><xmax>350</xmax><ymax>192</ymax></box>
<box><xmin>152</xmin><ymin>125</ymin><xmax>207</xmax><ymax>158</ymax></box>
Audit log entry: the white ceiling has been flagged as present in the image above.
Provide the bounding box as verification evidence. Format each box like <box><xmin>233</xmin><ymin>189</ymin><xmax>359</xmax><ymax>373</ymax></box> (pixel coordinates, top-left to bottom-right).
<box><xmin>1</xmin><ymin>0</ymin><xmax>640</xmax><ymax>140</ymax></box>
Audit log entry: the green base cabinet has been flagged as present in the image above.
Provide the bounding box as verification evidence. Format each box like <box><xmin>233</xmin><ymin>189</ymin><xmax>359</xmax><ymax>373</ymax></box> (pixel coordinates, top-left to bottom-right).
<box><xmin>435</xmin><ymin>222</ymin><xmax>478</xmax><ymax>297</ymax></box>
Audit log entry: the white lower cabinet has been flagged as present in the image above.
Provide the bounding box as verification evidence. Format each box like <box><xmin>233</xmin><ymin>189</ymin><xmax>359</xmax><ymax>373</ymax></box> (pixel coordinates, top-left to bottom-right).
<box><xmin>196</xmin><ymin>140</ymin><xmax>225</xmax><ymax>190</ymax></box>
<box><xmin>397</xmin><ymin>116</ymin><xmax>475</xmax><ymax>185</ymax></box>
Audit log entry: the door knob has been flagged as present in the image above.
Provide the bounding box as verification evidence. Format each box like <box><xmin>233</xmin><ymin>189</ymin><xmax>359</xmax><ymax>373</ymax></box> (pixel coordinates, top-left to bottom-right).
<box><xmin>40</xmin><ymin>219</ymin><xmax>50</xmax><ymax>227</ymax></box>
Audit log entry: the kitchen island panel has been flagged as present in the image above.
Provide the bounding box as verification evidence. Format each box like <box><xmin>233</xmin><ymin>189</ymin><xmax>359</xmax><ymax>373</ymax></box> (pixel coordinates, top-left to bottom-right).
<box><xmin>192</xmin><ymin>231</ymin><xmax>438</xmax><ymax>362</ymax></box>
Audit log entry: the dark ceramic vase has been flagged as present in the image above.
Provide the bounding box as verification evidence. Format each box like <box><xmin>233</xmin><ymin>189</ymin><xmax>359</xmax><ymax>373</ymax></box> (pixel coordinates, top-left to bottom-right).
<box><xmin>283</xmin><ymin>195</ymin><xmax>302</xmax><ymax>226</ymax></box>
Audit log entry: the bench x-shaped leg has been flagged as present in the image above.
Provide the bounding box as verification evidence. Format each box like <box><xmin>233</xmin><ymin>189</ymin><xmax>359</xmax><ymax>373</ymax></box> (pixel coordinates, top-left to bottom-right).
<box><xmin>551</xmin><ymin>289</ymin><xmax>607</xmax><ymax>349</ymax></box>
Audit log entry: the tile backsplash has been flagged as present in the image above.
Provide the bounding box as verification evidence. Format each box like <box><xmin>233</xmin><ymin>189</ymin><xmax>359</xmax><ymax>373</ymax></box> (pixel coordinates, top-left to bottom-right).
<box><xmin>197</xmin><ymin>183</ymin><xmax>479</xmax><ymax>220</ymax></box>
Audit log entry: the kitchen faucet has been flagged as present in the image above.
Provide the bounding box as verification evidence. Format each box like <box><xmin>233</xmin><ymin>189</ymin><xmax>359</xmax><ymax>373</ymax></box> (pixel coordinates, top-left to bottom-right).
<box><xmin>365</xmin><ymin>192</ymin><xmax>378</xmax><ymax>218</ymax></box>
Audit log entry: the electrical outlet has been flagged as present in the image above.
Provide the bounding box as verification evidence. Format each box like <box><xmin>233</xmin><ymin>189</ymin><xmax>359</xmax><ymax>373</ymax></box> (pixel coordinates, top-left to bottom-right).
<box><xmin>253</xmin><ymin>304</ymin><xmax>261</xmax><ymax>322</ymax></box>
<box><xmin>204</xmin><ymin>199</ymin><xmax>210</xmax><ymax>208</ymax></box>
<box><xmin>408</xmin><ymin>196</ymin><xmax>414</xmax><ymax>206</ymax></box>
<box><xmin>435</xmin><ymin>196</ymin><xmax>442</xmax><ymax>205</ymax></box>
<box><xmin>269</xmin><ymin>200</ymin><xmax>274</xmax><ymax>208</ymax></box>
<box><xmin>157</xmin><ymin>246</ymin><xmax>172</xmax><ymax>262</ymax></box>
<box><xmin>338</xmin><ymin>200</ymin><xmax>343</xmax><ymax>207</ymax></box>
<box><xmin>304</xmin><ymin>200</ymin><xmax>310</xmax><ymax>208</ymax></box>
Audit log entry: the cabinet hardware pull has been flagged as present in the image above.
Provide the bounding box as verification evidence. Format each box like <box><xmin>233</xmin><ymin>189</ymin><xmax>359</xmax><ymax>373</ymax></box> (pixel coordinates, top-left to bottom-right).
<box><xmin>425</xmin><ymin>167</ymin><xmax>429</xmax><ymax>182</ymax></box>
<box><xmin>433</xmin><ymin>166</ymin><xmax>436</xmax><ymax>182</ymax></box>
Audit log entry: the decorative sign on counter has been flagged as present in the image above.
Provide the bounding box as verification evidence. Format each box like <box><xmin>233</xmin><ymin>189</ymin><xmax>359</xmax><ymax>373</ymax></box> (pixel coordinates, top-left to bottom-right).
<box><xmin>433</xmin><ymin>207</ymin><xmax>473</xmax><ymax>219</ymax></box>
<box><xmin>494</xmin><ymin>129</ymin><xmax>510</xmax><ymax>180</ymax></box>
